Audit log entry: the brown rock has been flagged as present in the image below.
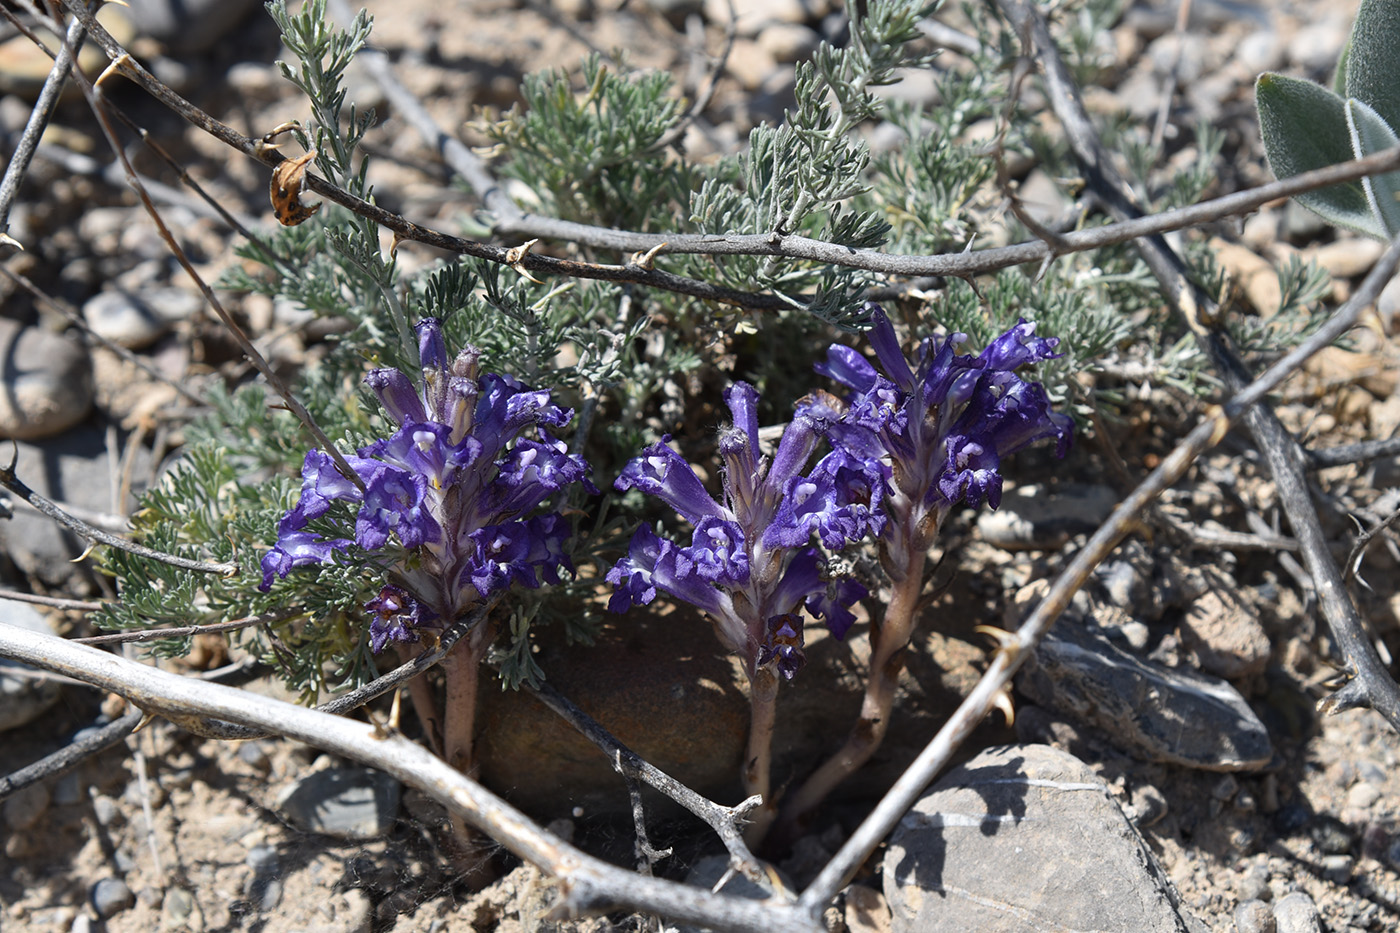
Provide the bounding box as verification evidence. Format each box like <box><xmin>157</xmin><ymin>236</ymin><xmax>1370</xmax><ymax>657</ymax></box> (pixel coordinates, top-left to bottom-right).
<box><xmin>1178</xmin><ymin>579</ymin><xmax>1270</xmax><ymax>681</ymax></box>
<box><xmin>475</xmin><ymin>604</ymin><xmax>749</xmax><ymax>819</ymax></box>
<box><xmin>1211</xmin><ymin>238</ymin><xmax>1282</xmax><ymax>316</ymax></box>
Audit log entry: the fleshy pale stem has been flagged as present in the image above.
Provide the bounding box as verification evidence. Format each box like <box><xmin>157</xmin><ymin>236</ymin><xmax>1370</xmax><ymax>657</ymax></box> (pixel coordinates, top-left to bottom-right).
<box><xmin>441</xmin><ymin>618</ymin><xmax>497</xmax><ymax>855</ymax></box>
<box><xmin>774</xmin><ymin>512</ymin><xmax>937</xmax><ymax>839</ymax></box>
<box><xmin>742</xmin><ymin>665</ymin><xmax>781</xmax><ymax>844</ymax></box>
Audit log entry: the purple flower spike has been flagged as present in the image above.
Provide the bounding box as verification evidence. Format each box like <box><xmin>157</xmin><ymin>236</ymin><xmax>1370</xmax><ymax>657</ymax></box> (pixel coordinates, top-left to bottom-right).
<box><xmin>265</xmin><ymin>320</ymin><xmax>592</xmax><ymax>650</ymax></box>
<box><xmin>862</xmin><ymin>303</ymin><xmax>918</xmax><ymax>392</ymax></box>
<box><xmin>812</xmin><ymin>304</ymin><xmax>1072</xmax><ymax>523</ymax></box>
<box><xmin>366</xmin><ymin>368</ymin><xmax>428</xmax><ymax>427</ymax></box>
<box><xmin>686</xmin><ymin>517</ymin><xmax>750</xmax><ymax>585</ymax></box>
<box><xmin>260</xmin><ymin>529</ymin><xmax>352</xmax><ymax>590</ymax></box>
<box><xmin>609</xmin><ymin>379</ymin><xmax>880</xmax><ymax>680</ymax></box>
<box><xmin>605</xmin><ymin>525</ymin><xmax>668</xmax><ymax>612</ymax></box>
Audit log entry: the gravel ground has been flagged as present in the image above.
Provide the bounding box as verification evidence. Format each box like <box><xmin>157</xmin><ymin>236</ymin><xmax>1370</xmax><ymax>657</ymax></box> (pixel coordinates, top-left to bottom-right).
<box><xmin>5</xmin><ymin>1</ymin><xmax>1400</xmax><ymax>932</ymax></box>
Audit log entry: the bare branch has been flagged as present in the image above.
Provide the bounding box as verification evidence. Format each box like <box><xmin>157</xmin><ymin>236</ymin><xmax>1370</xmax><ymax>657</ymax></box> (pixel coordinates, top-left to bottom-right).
<box><xmin>58</xmin><ymin>0</ymin><xmax>1400</xmax><ymax>300</ymax></box>
<box><xmin>0</xmin><ymin>2</ymin><xmax>85</xmax><ymax>246</ymax></box>
<box><xmin>0</xmin><ymin>588</ymin><xmax>104</xmax><ymax>611</ymax></box>
<box><xmin>76</xmin><ymin>609</ymin><xmax>304</xmax><ymax>646</ymax></box>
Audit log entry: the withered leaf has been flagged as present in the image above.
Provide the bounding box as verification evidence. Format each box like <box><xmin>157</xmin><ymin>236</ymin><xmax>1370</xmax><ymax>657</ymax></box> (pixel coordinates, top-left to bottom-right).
<box><xmin>269</xmin><ymin>151</ymin><xmax>321</xmax><ymax>226</ymax></box>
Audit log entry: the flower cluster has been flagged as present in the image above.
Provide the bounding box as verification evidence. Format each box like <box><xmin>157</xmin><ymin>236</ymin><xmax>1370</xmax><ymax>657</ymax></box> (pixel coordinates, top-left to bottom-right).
<box><xmin>606</xmin><ymin>382</ymin><xmax>875</xmax><ymax>679</ymax></box>
<box><xmin>261</xmin><ymin>318</ymin><xmax>593</xmax><ymax>652</ymax></box>
<box><xmin>805</xmin><ymin>304</ymin><xmax>1073</xmax><ymax>547</ymax></box>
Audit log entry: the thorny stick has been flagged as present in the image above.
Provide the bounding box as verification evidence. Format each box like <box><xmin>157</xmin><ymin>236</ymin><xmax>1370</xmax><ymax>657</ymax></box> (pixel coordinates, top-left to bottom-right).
<box><xmin>799</xmin><ymin>227</ymin><xmax>1400</xmax><ymax>910</ymax></box>
<box><xmin>0</xmin><ymin>1</ymin><xmax>86</xmax><ymax>245</ymax></box>
<box><xmin>999</xmin><ymin>0</ymin><xmax>1400</xmax><ymax>726</ymax></box>
<box><xmin>76</xmin><ymin>609</ymin><xmax>305</xmax><ymax>646</ymax></box>
<box><xmin>525</xmin><ymin>676</ymin><xmax>770</xmax><ymax>888</ymax></box>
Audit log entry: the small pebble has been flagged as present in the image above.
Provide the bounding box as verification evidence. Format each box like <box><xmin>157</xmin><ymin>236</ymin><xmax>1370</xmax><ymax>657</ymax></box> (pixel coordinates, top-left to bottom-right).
<box><xmin>2</xmin><ymin>781</ymin><xmax>51</xmax><ymax>831</ymax></box>
<box><xmin>162</xmin><ymin>887</ymin><xmax>196</xmax><ymax>927</ymax></box>
<box><xmin>238</xmin><ymin>741</ymin><xmax>272</xmax><ymax>771</ymax></box>
<box><xmin>90</xmin><ymin>794</ymin><xmax>121</xmax><ymax>827</ymax></box>
<box><xmin>1238</xmin><ymin>863</ymin><xmax>1272</xmax><ymax>901</ymax></box>
<box><xmin>1321</xmin><ymin>854</ymin><xmax>1354</xmax><ymax>884</ymax></box>
<box><xmin>1344</xmin><ymin>781</ymin><xmax>1381</xmax><ymax>810</ymax></box>
<box><xmin>53</xmin><ymin>773</ymin><xmax>82</xmax><ymax>807</ymax></box>
<box><xmin>90</xmin><ymin>878</ymin><xmax>134</xmax><ymax>919</ymax></box>
<box><xmin>1235</xmin><ymin>899</ymin><xmax>1276</xmax><ymax>933</ymax></box>
<box><xmin>1273</xmin><ymin>891</ymin><xmax>1321</xmax><ymax>933</ymax></box>
<box><xmin>1309</xmin><ymin>815</ymin><xmax>1355</xmax><ymax>854</ymax></box>
<box><xmin>0</xmin><ymin>320</ymin><xmax>93</xmax><ymax>441</ymax></box>
<box><xmin>246</xmin><ymin>845</ymin><xmax>280</xmax><ymax>874</ymax></box>
<box><xmin>1211</xmin><ymin>774</ymin><xmax>1240</xmax><ymax>802</ymax></box>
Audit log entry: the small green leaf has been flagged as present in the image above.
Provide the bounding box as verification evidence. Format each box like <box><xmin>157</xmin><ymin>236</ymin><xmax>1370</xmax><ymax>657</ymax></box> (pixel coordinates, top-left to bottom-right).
<box><xmin>1346</xmin><ymin>97</ymin><xmax>1400</xmax><ymax>234</ymax></box>
<box><xmin>1345</xmin><ymin>0</ymin><xmax>1400</xmax><ymax>132</ymax></box>
<box><xmin>1256</xmin><ymin>73</ymin><xmax>1384</xmax><ymax>238</ymax></box>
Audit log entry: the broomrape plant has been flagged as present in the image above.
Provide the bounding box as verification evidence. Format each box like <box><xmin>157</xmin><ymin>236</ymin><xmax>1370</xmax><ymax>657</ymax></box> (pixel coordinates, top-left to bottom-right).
<box><xmin>606</xmin><ymin>306</ymin><xmax>1072</xmax><ymax>841</ymax></box>
<box><xmin>261</xmin><ymin>317</ymin><xmax>594</xmax><ymax>807</ymax></box>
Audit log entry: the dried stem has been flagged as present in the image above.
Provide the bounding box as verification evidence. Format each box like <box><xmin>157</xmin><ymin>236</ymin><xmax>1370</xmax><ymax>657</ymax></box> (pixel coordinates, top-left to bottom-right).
<box><xmin>75</xmin><ymin>609</ymin><xmax>304</xmax><ymax>646</ymax></box>
<box><xmin>526</xmin><ymin>676</ymin><xmax>769</xmax><ymax>886</ymax></box>
<box><xmin>774</xmin><ymin>544</ymin><xmax>927</xmax><ymax>841</ymax></box>
<box><xmin>0</xmin><ymin>1</ymin><xmax>86</xmax><ymax>244</ymax></box>
<box><xmin>56</xmin><ymin>0</ymin><xmax>1400</xmax><ymax>297</ymax></box>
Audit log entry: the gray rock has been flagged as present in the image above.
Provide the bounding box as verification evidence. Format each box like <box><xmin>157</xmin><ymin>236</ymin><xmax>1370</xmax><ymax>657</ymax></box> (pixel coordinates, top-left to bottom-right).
<box><xmin>90</xmin><ymin>878</ymin><xmax>134</xmax><ymax>919</ymax></box>
<box><xmin>118</xmin><ymin>0</ymin><xmax>264</xmax><ymax>54</ymax></box>
<box><xmin>83</xmin><ymin>290</ymin><xmax>169</xmax><ymax>350</ymax></box>
<box><xmin>0</xmin><ymin>602</ymin><xmax>63</xmax><ymax>732</ymax></box>
<box><xmin>978</xmin><ymin>483</ymin><xmax>1117</xmax><ymax>551</ymax></box>
<box><xmin>757</xmin><ymin>23</ymin><xmax>821</xmax><ymax>63</ymax></box>
<box><xmin>238</xmin><ymin>741</ymin><xmax>272</xmax><ymax>771</ymax></box>
<box><xmin>1273</xmin><ymin>892</ymin><xmax>1321</xmax><ymax>933</ymax></box>
<box><xmin>685</xmin><ymin>853</ymin><xmax>781</xmax><ymax>901</ymax></box>
<box><xmin>0</xmin><ymin>319</ymin><xmax>93</xmax><ymax>440</ymax></box>
<box><xmin>2</xmin><ymin>779</ymin><xmax>51</xmax><ymax>830</ymax></box>
<box><xmin>883</xmin><ymin>744</ymin><xmax>1201</xmax><ymax>933</ymax></box>
<box><xmin>91</xmin><ymin>794</ymin><xmax>121</xmax><ymax>827</ymax></box>
<box><xmin>1235</xmin><ymin>899</ymin><xmax>1275</xmax><ymax>933</ymax></box>
<box><xmin>1016</xmin><ymin>619</ymin><xmax>1273</xmax><ymax>771</ymax></box>
<box><xmin>0</xmin><ymin>425</ymin><xmax>150</xmax><ymax>587</ymax></box>
<box><xmin>83</xmin><ymin>287</ymin><xmax>200</xmax><ymax>350</ymax></box>
<box><xmin>53</xmin><ymin>772</ymin><xmax>82</xmax><ymax>806</ymax></box>
<box><xmin>274</xmin><ymin>767</ymin><xmax>401</xmax><ymax>840</ymax></box>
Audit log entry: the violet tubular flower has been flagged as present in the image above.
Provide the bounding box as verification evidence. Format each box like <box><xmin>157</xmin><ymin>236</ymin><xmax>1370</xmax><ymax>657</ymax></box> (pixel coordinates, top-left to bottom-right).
<box><xmin>777</xmin><ymin>304</ymin><xmax>1073</xmax><ymax>835</ymax></box>
<box><xmin>260</xmin><ymin>318</ymin><xmax>593</xmax><ymax>824</ymax></box>
<box><xmin>606</xmin><ymin>381</ymin><xmax>877</xmax><ymax>840</ymax></box>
